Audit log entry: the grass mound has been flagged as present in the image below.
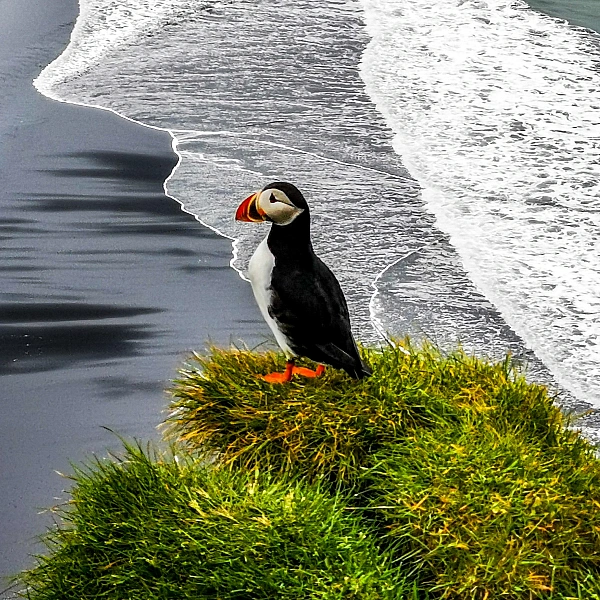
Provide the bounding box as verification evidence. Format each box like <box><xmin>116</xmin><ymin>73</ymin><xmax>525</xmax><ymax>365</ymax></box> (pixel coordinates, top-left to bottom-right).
<box><xmin>21</xmin><ymin>341</ymin><xmax>600</xmax><ymax>599</ymax></box>
<box><xmin>166</xmin><ymin>342</ymin><xmax>562</xmax><ymax>485</ymax></box>
<box><xmin>165</xmin><ymin>341</ymin><xmax>600</xmax><ymax>598</ymax></box>
<box><xmin>22</xmin><ymin>442</ymin><xmax>409</xmax><ymax>599</ymax></box>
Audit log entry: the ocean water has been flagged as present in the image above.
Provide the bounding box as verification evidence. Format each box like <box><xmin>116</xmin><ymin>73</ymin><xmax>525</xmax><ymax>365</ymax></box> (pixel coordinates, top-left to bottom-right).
<box><xmin>35</xmin><ymin>0</ymin><xmax>600</xmax><ymax>407</ymax></box>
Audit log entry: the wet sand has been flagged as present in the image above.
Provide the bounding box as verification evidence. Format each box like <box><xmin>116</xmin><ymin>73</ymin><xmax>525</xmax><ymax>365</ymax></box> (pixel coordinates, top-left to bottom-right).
<box><xmin>0</xmin><ymin>0</ymin><xmax>266</xmax><ymax>587</ymax></box>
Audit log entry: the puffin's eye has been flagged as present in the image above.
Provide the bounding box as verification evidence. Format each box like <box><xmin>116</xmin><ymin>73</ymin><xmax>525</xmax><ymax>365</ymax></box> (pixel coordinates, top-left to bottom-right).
<box><xmin>269</xmin><ymin>193</ymin><xmax>278</xmax><ymax>203</ymax></box>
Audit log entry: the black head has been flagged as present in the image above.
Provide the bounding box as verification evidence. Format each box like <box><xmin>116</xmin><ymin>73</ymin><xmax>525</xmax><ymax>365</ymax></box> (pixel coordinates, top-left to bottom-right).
<box><xmin>261</xmin><ymin>182</ymin><xmax>309</xmax><ymax>213</ymax></box>
<box><xmin>235</xmin><ymin>181</ymin><xmax>309</xmax><ymax>226</ymax></box>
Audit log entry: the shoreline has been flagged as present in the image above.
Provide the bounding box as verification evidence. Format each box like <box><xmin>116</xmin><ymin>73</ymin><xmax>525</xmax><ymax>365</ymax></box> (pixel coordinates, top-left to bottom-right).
<box><xmin>0</xmin><ymin>0</ymin><xmax>267</xmax><ymax>587</ymax></box>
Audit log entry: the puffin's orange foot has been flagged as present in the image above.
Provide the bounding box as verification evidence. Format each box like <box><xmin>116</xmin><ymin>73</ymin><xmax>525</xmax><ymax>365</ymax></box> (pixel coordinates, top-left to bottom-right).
<box><xmin>261</xmin><ymin>362</ymin><xmax>325</xmax><ymax>383</ymax></box>
<box><xmin>262</xmin><ymin>371</ymin><xmax>292</xmax><ymax>384</ymax></box>
<box><xmin>262</xmin><ymin>360</ymin><xmax>295</xmax><ymax>384</ymax></box>
<box><xmin>292</xmin><ymin>364</ymin><xmax>326</xmax><ymax>378</ymax></box>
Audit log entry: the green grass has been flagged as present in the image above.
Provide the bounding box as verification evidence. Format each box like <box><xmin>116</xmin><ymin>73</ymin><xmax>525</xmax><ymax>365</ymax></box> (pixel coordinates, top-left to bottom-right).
<box><xmin>165</xmin><ymin>341</ymin><xmax>600</xmax><ymax>598</ymax></box>
<box><xmin>367</xmin><ymin>421</ymin><xmax>600</xmax><ymax>597</ymax></box>
<box><xmin>21</xmin><ymin>442</ymin><xmax>411</xmax><ymax>600</ymax></box>
<box><xmin>20</xmin><ymin>340</ymin><xmax>600</xmax><ymax>599</ymax></box>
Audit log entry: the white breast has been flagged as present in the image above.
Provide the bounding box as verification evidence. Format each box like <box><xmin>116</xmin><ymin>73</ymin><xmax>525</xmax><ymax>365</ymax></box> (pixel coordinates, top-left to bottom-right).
<box><xmin>248</xmin><ymin>236</ymin><xmax>296</xmax><ymax>358</ymax></box>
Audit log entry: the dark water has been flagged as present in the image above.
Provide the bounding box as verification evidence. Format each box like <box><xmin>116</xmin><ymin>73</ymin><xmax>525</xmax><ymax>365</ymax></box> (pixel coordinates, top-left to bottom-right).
<box><xmin>527</xmin><ymin>0</ymin><xmax>600</xmax><ymax>32</ymax></box>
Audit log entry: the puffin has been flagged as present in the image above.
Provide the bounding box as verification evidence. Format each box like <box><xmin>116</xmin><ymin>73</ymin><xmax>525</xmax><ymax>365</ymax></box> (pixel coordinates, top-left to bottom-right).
<box><xmin>235</xmin><ymin>181</ymin><xmax>371</xmax><ymax>383</ymax></box>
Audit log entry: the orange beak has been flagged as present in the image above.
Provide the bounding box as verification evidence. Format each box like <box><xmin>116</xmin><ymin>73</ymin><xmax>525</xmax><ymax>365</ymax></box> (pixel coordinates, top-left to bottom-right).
<box><xmin>235</xmin><ymin>192</ymin><xmax>266</xmax><ymax>222</ymax></box>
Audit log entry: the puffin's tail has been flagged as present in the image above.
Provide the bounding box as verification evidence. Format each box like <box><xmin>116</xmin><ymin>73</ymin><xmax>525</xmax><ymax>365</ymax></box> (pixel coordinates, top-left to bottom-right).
<box><xmin>346</xmin><ymin>361</ymin><xmax>372</xmax><ymax>380</ymax></box>
<box><xmin>314</xmin><ymin>342</ymin><xmax>372</xmax><ymax>380</ymax></box>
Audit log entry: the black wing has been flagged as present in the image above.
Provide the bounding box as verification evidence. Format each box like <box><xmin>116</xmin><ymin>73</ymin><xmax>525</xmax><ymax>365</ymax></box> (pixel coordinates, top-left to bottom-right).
<box><xmin>268</xmin><ymin>255</ymin><xmax>369</xmax><ymax>378</ymax></box>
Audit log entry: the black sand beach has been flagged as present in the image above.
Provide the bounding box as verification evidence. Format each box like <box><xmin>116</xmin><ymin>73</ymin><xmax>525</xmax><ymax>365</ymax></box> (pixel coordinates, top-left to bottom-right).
<box><xmin>0</xmin><ymin>0</ymin><xmax>266</xmax><ymax>588</ymax></box>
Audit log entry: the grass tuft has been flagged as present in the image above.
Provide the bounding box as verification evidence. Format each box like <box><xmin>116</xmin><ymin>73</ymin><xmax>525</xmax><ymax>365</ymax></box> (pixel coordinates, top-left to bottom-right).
<box><xmin>367</xmin><ymin>418</ymin><xmax>600</xmax><ymax>597</ymax></box>
<box><xmin>21</xmin><ymin>441</ymin><xmax>410</xmax><ymax>600</ymax></box>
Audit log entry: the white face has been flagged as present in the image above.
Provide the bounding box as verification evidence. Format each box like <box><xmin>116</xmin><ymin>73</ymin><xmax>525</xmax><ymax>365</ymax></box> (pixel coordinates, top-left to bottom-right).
<box><xmin>256</xmin><ymin>188</ymin><xmax>304</xmax><ymax>226</ymax></box>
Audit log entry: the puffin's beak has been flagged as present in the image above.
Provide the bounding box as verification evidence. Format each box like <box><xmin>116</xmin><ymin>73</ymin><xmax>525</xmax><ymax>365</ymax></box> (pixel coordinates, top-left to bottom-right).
<box><xmin>235</xmin><ymin>192</ymin><xmax>265</xmax><ymax>222</ymax></box>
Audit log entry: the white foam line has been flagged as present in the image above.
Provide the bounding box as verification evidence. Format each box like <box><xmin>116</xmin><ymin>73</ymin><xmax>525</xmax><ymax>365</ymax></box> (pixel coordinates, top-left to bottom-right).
<box><xmin>368</xmin><ymin>247</ymin><xmax>426</xmax><ymax>350</ymax></box>
<box><xmin>177</xmin><ymin>150</ymin><xmax>266</xmax><ymax>178</ymax></box>
<box><xmin>230</xmin><ymin>238</ymin><xmax>250</xmax><ymax>283</ymax></box>
<box><xmin>171</xmin><ymin>129</ymin><xmax>414</xmax><ymax>183</ymax></box>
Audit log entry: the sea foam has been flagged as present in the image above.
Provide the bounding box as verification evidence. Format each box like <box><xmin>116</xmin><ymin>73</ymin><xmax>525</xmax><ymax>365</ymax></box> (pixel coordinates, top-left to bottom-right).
<box><xmin>360</xmin><ymin>0</ymin><xmax>600</xmax><ymax>403</ymax></box>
